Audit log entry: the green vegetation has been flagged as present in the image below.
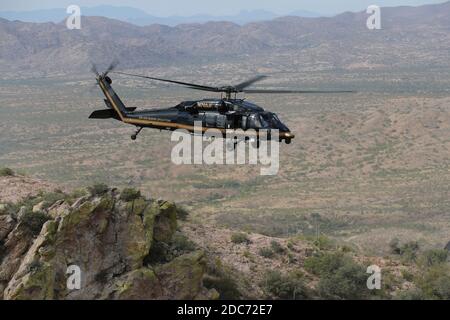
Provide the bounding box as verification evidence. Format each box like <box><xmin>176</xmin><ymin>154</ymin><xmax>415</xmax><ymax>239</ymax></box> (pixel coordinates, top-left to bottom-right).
<box><xmin>305</xmin><ymin>252</ymin><xmax>369</xmax><ymax>300</ymax></box>
<box><xmin>270</xmin><ymin>240</ymin><xmax>286</xmax><ymax>254</ymax></box>
<box><xmin>20</xmin><ymin>210</ymin><xmax>51</xmax><ymax>235</ymax></box>
<box><xmin>420</xmin><ymin>249</ymin><xmax>448</xmax><ymax>267</ymax></box>
<box><xmin>38</xmin><ymin>191</ymin><xmax>66</xmax><ymax>210</ymax></box>
<box><xmin>399</xmin><ymin>265</ymin><xmax>450</xmax><ymax>300</ymax></box>
<box><xmin>176</xmin><ymin>206</ymin><xmax>190</xmax><ymax>221</ymax></box>
<box><xmin>203</xmin><ymin>275</ymin><xmax>241</xmax><ymax>300</ymax></box>
<box><xmin>6</xmin><ymin>191</ymin><xmax>67</xmax><ymax>215</ymax></box>
<box><xmin>416</xmin><ymin>265</ymin><xmax>450</xmax><ymax>299</ymax></box>
<box><xmin>397</xmin><ymin>248</ymin><xmax>450</xmax><ymax>300</ymax></box>
<box><xmin>231</xmin><ymin>233</ymin><xmax>251</xmax><ymax>245</ymax></box>
<box><xmin>120</xmin><ymin>188</ymin><xmax>141</xmax><ymax>202</ymax></box>
<box><xmin>389</xmin><ymin>238</ymin><xmax>420</xmax><ymax>263</ymax></box>
<box><xmin>258</xmin><ymin>247</ymin><xmax>275</xmax><ymax>259</ymax></box>
<box><xmin>262</xmin><ymin>270</ymin><xmax>308</xmax><ymax>300</ymax></box>
<box><xmin>0</xmin><ymin>167</ymin><xmax>14</xmax><ymax>177</ymax></box>
<box><xmin>87</xmin><ymin>183</ymin><xmax>109</xmax><ymax>196</ymax></box>
<box><xmin>145</xmin><ymin>233</ymin><xmax>196</xmax><ymax>265</ymax></box>
<box><xmin>204</xmin><ymin>258</ymin><xmax>241</xmax><ymax>300</ymax></box>
<box><xmin>171</xmin><ymin>233</ymin><xmax>196</xmax><ymax>253</ymax></box>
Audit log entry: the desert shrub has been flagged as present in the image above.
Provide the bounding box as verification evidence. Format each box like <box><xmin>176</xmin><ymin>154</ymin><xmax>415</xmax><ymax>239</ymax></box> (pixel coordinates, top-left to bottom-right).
<box><xmin>120</xmin><ymin>188</ymin><xmax>141</xmax><ymax>202</ymax></box>
<box><xmin>204</xmin><ymin>275</ymin><xmax>241</xmax><ymax>300</ymax></box>
<box><xmin>390</xmin><ymin>239</ymin><xmax>420</xmax><ymax>262</ymax></box>
<box><xmin>287</xmin><ymin>241</ymin><xmax>295</xmax><ymax>250</ymax></box>
<box><xmin>243</xmin><ymin>250</ymin><xmax>254</xmax><ymax>261</ymax></box>
<box><xmin>389</xmin><ymin>238</ymin><xmax>401</xmax><ymax>254</ymax></box>
<box><xmin>27</xmin><ymin>260</ymin><xmax>43</xmax><ymax>273</ymax></box>
<box><xmin>176</xmin><ymin>206</ymin><xmax>190</xmax><ymax>221</ymax></box>
<box><xmin>270</xmin><ymin>241</ymin><xmax>286</xmax><ymax>254</ymax></box>
<box><xmin>401</xmin><ymin>269</ymin><xmax>415</xmax><ymax>282</ymax></box>
<box><xmin>231</xmin><ymin>233</ymin><xmax>251</xmax><ymax>245</ymax></box>
<box><xmin>420</xmin><ymin>249</ymin><xmax>448</xmax><ymax>267</ymax></box>
<box><xmin>204</xmin><ymin>258</ymin><xmax>241</xmax><ymax>300</ymax></box>
<box><xmin>65</xmin><ymin>188</ymin><xmax>89</xmax><ymax>204</ymax></box>
<box><xmin>262</xmin><ymin>270</ymin><xmax>308</xmax><ymax>300</ymax></box>
<box><xmin>313</xmin><ymin>235</ymin><xmax>334</xmax><ymax>250</ymax></box>
<box><xmin>171</xmin><ymin>233</ymin><xmax>196</xmax><ymax>253</ymax></box>
<box><xmin>304</xmin><ymin>252</ymin><xmax>347</xmax><ymax>276</ymax></box>
<box><xmin>396</xmin><ymin>288</ymin><xmax>426</xmax><ymax>300</ymax></box>
<box><xmin>88</xmin><ymin>183</ymin><xmax>109</xmax><ymax>196</ymax></box>
<box><xmin>287</xmin><ymin>252</ymin><xmax>296</xmax><ymax>264</ymax></box>
<box><xmin>259</xmin><ymin>247</ymin><xmax>275</xmax><ymax>259</ymax></box>
<box><xmin>317</xmin><ymin>262</ymin><xmax>369</xmax><ymax>299</ymax></box>
<box><xmin>416</xmin><ymin>265</ymin><xmax>450</xmax><ymax>300</ymax></box>
<box><xmin>305</xmin><ymin>252</ymin><xmax>369</xmax><ymax>300</ymax></box>
<box><xmin>0</xmin><ymin>168</ymin><xmax>14</xmax><ymax>177</ymax></box>
<box><xmin>145</xmin><ymin>233</ymin><xmax>196</xmax><ymax>265</ymax></box>
<box><xmin>400</xmin><ymin>241</ymin><xmax>420</xmax><ymax>262</ymax></box>
<box><xmin>21</xmin><ymin>210</ymin><xmax>51</xmax><ymax>235</ymax></box>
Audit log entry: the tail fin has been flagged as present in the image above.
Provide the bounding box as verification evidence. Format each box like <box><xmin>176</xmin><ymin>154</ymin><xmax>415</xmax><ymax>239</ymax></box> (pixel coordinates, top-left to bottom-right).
<box><xmin>97</xmin><ymin>75</ymin><xmax>129</xmax><ymax>120</ymax></box>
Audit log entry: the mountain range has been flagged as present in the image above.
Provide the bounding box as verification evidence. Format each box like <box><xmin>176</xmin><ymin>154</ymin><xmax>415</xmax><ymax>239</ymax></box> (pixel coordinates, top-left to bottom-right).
<box><xmin>0</xmin><ymin>1</ymin><xmax>449</xmax><ymax>76</ymax></box>
<box><xmin>0</xmin><ymin>5</ymin><xmax>320</xmax><ymax>26</ymax></box>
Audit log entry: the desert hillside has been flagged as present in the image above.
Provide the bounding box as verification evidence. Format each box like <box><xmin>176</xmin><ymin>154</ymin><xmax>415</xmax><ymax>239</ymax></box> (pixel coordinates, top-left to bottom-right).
<box><xmin>1</xmin><ymin>1</ymin><xmax>450</xmax><ymax>76</ymax></box>
<box><xmin>1</xmin><ymin>172</ymin><xmax>449</xmax><ymax>300</ymax></box>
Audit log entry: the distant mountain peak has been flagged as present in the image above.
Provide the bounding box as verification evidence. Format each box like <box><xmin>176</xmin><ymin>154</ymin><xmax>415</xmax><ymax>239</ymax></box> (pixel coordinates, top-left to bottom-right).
<box><xmin>0</xmin><ymin>5</ymin><xmax>321</xmax><ymax>26</ymax></box>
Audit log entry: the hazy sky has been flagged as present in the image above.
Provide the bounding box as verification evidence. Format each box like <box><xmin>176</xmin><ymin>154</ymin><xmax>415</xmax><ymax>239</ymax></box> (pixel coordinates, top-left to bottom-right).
<box><xmin>0</xmin><ymin>0</ymin><xmax>446</xmax><ymax>16</ymax></box>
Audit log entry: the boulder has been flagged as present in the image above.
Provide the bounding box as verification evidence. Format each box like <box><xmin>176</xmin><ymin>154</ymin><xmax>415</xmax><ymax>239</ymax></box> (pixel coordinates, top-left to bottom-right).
<box><xmin>154</xmin><ymin>251</ymin><xmax>209</xmax><ymax>300</ymax></box>
<box><xmin>17</xmin><ymin>206</ymin><xmax>27</xmax><ymax>220</ymax></box>
<box><xmin>32</xmin><ymin>201</ymin><xmax>46</xmax><ymax>213</ymax></box>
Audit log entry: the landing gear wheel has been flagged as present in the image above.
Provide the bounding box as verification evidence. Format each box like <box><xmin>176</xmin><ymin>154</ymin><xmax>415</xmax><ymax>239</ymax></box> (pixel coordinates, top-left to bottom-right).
<box><xmin>131</xmin><ymin>127</ymin><xmax>143</xmax><ymax>141</ymax></box>
<box><xmin>285</xmin><ymin>139</ymin><xmax>292</xmax><ymax>145</ymax></box>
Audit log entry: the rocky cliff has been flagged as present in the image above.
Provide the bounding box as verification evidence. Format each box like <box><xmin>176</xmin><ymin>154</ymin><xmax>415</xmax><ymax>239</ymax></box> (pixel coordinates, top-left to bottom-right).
<box><xmin>0</xmin><ymin>186</ymin><xmax>217</xmax><ymax>300</ymax></box>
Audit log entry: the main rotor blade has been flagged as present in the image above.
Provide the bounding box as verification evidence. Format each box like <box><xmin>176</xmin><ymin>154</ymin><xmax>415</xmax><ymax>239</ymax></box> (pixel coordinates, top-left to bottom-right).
<box><xmin>91</xmin><ymin>63</ymin><xmax>99</xmax><ymax>76</ymax></box>
<box><xmin>104</xmin><ymin>60</ymin><xmax>119</xmax><ymax>75</ymax></box>
<box><xmin>113</xmin><ymin>71</ymin><xmax>220</xmax><ymax>92</ymax></box>
<box><xmin>242</xmin><ymin>89</ymin><xmax>355</xmax><ymax>94</ymax></box>
<box><xmin>234</xmin><ymin>75</ymin><xmax>268</xmax><ymax>91</ymax></box>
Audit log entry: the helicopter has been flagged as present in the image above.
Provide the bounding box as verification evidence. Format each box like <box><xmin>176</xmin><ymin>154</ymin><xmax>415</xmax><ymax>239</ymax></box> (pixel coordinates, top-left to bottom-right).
<box><xmin>90</xmin><ymin>63</ymin><xmax>353</xmax><ymax>144</ymax></box>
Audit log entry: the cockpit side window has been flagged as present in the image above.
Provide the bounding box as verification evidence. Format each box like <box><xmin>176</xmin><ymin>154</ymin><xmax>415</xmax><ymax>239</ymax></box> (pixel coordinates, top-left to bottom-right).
<box><xmin>248</xmin><ymin>114</ymin><xmax>262</xmax><ymax>129</ymax></box>
<box><xmin>260</xmin><ymin>113</ymin><xmax>271</xmax><ymax>127</ymax></box>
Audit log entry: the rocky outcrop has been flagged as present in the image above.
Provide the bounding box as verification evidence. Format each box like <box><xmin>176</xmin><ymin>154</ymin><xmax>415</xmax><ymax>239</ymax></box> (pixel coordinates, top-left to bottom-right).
<box><xmin>0</xmin><ymin>189</ymin><xmax>216</xmax><ymax>300</ymax></box>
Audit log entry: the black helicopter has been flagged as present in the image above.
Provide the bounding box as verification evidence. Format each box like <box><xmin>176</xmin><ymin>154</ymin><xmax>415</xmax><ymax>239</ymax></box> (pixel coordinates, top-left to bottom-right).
<box><xmin>90</xmin><ymin>63</ymin><xmax>352</xmax><ymax>144</ymax></box>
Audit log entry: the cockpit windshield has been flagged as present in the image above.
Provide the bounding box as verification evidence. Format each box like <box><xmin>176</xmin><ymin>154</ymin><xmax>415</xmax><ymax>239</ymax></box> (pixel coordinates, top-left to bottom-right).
<box><xmin>255</xmin><ymin>112</ymin><xmax>288</xmax><ymax>131</ymax></box>
<box><xmin>259</xmin><ymin>113</ymin><xmax>281</xmax><ymax>128</ymax></box>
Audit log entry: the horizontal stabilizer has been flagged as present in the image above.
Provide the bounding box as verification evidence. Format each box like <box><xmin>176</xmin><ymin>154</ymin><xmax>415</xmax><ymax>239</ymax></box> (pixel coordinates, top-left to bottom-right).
<box><xmin>89</xmin><ymin>109</ymin><xmax>120</xmax><ymax>120</ymax></box>
<box><xmin>103</xmin><ymin>99</ymin><xmax>136</xmax><ymax>112</ymax></box>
